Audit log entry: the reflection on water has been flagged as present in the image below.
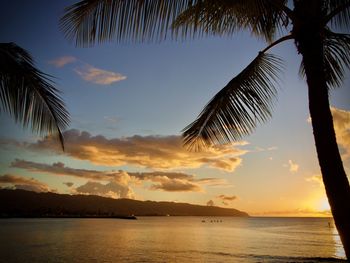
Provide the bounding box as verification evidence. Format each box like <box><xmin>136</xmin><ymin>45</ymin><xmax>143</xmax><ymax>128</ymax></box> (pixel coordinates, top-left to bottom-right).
<box><xmin>331</xmin><ymin>222</ymin><xmax>346</xmax><ymax>259</ymax></box>
<box><xmin>0</xmin><ymin>217</ymin><xmax>346</xmax><ymax>263</ymax></box>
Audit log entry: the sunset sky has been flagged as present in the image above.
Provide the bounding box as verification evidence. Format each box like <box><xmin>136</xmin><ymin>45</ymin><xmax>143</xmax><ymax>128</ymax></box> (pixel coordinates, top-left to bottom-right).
<box><xmin>1</xmin><ymin>0</ymin><xmax>349</xmax><ymax>216</ymax></box>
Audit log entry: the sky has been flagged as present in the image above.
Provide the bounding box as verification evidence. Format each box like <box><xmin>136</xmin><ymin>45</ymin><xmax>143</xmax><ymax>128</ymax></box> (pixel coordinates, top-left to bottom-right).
<box><xmin>0</xmin><ymin>0</ymin><xmax>349</xmax><ymax>216</ymax></box>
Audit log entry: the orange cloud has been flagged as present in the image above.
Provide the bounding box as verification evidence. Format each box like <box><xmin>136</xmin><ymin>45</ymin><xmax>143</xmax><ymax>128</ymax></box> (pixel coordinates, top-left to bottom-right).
<box><xmin>75</xmin><ymin>65</ymin><xmax>126</xmax><ymax>85</ymax></box>
<box><xmin>331</xmin><ymin>107</ymin><xmax>350</xmax><ymax>159</ymax></box>
<box><xmin>11</xmin><ymin>159</ymin><xmax>228</xmax><ymax>193</ymax></box>
<box><xmin>308</xmin><ymin>107</ymin><xmax>350</xmax><ymax>159</ymax></box>
<box><xmin>150</xmin><ymin>178</ymin><xmax>202</xmax><ymax>192</ymax></box>
<box><xmin>0</xmin><ymin>174</ymin><xmax>52</xmax><ymax>193</ymax></box>
<box><xmin>305</xmin><ymin>175</ymin><xmax>324</xmax><ymax>187</ymax></box>
<box><xmin>74</xmin><ymin>181</ymin><xmax>134</xmax><ymax>199</ymax></box>
<box><xmin>29</xmin><ymin>129</ymin><xmax>247</xmax><ymax>172</ymax></box>
<box><xmin>49</xmin><ymin>56</ymin><xmax>77</xmax><ymax>67</ymax></box>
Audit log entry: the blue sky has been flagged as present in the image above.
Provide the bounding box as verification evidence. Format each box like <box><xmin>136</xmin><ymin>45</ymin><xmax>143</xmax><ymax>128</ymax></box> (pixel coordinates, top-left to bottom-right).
<box><xmin>1</xmin><ymin>0</ymin><xmax>349</xmax><ymax>216</ymax></box>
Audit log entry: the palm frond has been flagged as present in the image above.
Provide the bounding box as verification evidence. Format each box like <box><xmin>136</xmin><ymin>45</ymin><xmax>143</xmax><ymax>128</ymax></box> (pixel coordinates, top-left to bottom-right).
<box><xmin>60</xmin><ymin>0</ymin><xmax>196</xmax><ymax>46</ymax></box>
<box><xmin>182</xmin><ymin>53</ymin><xmax>282</xmax><ymax>150</ymax></box>
<box><xmin>325</xmin><ymin>0</ymin><xmax>350</xmax><ymax>29</ymax></box>
<box><xmin>0</xmin><ymin>43</ymin><xmax>70</xmax><ymax>150</ymax></box>
<box><xmin>60</xmin><ymin>0</ymin><xmax>290</xmax><ymax>46</ymax></box>
<box><xmin>299</xmin><ymin>31</ymin><xmax>350</xmax><ymax>89</ymax></box>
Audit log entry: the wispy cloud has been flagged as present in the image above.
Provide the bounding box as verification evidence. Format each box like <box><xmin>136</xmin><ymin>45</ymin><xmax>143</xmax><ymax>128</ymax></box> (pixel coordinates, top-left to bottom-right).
<box><xmin>49</xmin><ymin>56</ymin><xmax>77</xmax><ymax>68</ymax></box>
<box><xmin>305</xmin><ymin>174</ymin><xmax>323</xmax><ymax>187</ymax></box>
<box><xmin>0</xmin><ymin>174</ymin><xmax>52</xmax><ymax>193</ymax></box>
<box><xmin>75</xmin><ymin>65</ymin><xmax>126</xmax><ymax>85</ymax></box>
<box><xmin>288</xmin><ymin>160</ymin><xmax>299</xmax><ymax>173</ymax></box>
<box><xmin>48</xmin><ymin>56</ymin><xmax>127</xmax><ymax>85</ymax></box>
<box><xmin>104</xmin><ymin>116</ymin><xmax>120</xmax><ymax>124</ymax></box>
<box><xmin>27</xmin><ymin>129</ymin><xmax>247</xmax><ymax>172</ymax></box>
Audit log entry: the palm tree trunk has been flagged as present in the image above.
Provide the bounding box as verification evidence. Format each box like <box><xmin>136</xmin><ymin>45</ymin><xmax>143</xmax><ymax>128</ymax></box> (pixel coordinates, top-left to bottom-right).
<box><xmin>305</xmin><ymin>51</ymin><xmax>350</xmax><ymax>260</ymax></box>
<box><xmin>294</xmin><ymin>2</ymin><xmax>350</xmax><ymax>259</ymax></box>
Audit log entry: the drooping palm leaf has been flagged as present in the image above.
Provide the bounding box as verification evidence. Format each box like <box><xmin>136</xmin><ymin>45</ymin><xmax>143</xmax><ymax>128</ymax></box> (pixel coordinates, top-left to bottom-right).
<box><xmin>325</xmin><ymin>0</ymin><xmax>350</xmax><ymax>29</ymax></box>
<box><xmin>299</xmin><ymin>31</ymin><xmax>350</xmax><ymax>89</ymax></box>
<box><xmin>324</xmin><ymin>32</ymin><xmax>350</xmax><ymax>87</ymax></box>
<box><xmin>173</xmin><ymin>0</ymin><xmax>289</xmax><ymax>42</ymax></box>
<box><xmin>182</xmin><ymin>52</ymin><xmax>282</xmax><ymax>150</ymax></box>
<box><xmin>0</xmin><ymin>43</ymin><xmax>70</xmax><ymax>150</ymax></box>
<box><xmin>60</xmin><ymin>0</ymin><xmax>196</xmax><ymax>46</ymax></box>
<box><xmin>60</xmin><ymin>0</ymin><xmax>290</xmax><ymax>46</ymax></box>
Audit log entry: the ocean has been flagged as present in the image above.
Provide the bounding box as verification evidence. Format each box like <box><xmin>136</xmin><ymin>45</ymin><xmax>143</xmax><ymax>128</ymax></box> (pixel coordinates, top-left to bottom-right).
<box><xmin>0</xmin><ymin>217</ymin><xmax>346</xmax><ymax>262</ymax></box>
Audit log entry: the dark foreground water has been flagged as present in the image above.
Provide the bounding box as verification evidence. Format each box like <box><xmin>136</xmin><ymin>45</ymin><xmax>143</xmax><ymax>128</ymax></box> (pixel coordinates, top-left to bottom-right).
<box><xmin>0</xmin><ymin>217</ymin><xmax>346</xmax><ymax>263</ymax></box>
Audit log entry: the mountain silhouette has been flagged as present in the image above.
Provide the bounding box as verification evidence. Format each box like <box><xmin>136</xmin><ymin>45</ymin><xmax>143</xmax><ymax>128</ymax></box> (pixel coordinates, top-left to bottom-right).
<box><xmin>0</xmin><ymin>189</ymin><xmax>249</xmax><ymax>217</ymax></box>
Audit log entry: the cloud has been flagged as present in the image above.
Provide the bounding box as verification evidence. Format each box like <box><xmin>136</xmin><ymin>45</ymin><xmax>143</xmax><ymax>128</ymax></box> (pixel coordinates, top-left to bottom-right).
<box><xmin>75</xmin><ymin>65</ymin><xmax>126</xmax><ymax>85</ymax></box>
<box><xmin>216</xmin><ymin>194</ymin><xmax>237</xmax><ymax>206</ymax></box>
<box><xmin>288</xmin><ymin>160</ymin><xmax>299</xmax><ymax>173</ymax></box>
<box><xmin>195</xmin><ymin>177</ymin><xmax>230</xmax><ymax>187</ymax></box>
<box><xmin>28</xmin><ymin>129</ymin><xmax>247</xmax><ymax>172</ymax></box>
<box><xmin>206</xmin><ymin>158</ymin><xmax>242</xmax><ymax>171</ymax></box>
<box><xmin>11</xmin><ymin>159</ymin><xmax>227</xmax><ymax>193</ymax></box>
<box><xmin>104</xmin><ymin>116</ymin><xmax>119</xmax><ymax>124</ymax></box>
<box><xmin>331</xmin><ymin>107</ymin><xmax>350</xmax><ymax>159</ymax></box>
<box><xmin>150</xmin><ymin>178</ymin><xmax>202</xmax><ymax>192</ymax></box>
<box><xmin>49</xmin><ymin>56</ymin><xmax>77</xmax><ymax>67</ymax></box>
<box><xmin>305</xmin><ymin>175</ymin><xmax>323</xmax><ymax>187</ymax></box>
<box><xmin>48</xmin><ymin>57</ymin><xmax>126</xmax><ymax>85</ymax></box>
<box><xmin>206</xmin><ymin>200</ymin><xmax>215</xmax><ymax>206</ymax></box>
<box><xmin>74</xmin><ymin>181</ymin><xmax>134</xmax><ymax>199</ymax></box>
<box><xmin>307</xmin><ymin>107</ymin><xmax>350</xmax><ymax>159</ymax></box>
<box><xmin>11</xmin><ymin>159</ymin><xmax>120</xmax><ymax>182</ymax></box>
<box><xmin>0</xmin><ymin>174</ymin><xmax>51</xmax><ymax>192</ymax></box>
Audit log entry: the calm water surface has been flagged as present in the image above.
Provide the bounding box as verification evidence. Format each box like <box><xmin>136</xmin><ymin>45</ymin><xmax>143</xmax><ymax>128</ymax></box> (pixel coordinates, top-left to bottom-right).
<box><xmin>0</xmin><ymin>217</ymin><xmax>346</xmax><ymax>263</ymax></box>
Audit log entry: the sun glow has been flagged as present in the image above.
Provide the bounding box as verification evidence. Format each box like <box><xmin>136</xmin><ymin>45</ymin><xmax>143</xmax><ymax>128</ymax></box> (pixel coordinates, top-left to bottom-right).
<box><xmin>317</xmin><ymin>197</ymin><xmax>331</xmax><ymax>211</ymax></box>
<box><xmin>296</xmin><ymin>191</ymin><xmax>332</xmax><ymax>217</ymax></box>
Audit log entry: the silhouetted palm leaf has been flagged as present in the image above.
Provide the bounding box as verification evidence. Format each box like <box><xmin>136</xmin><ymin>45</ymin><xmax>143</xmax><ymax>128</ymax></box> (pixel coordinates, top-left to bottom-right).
<box><xmin>182</xmin><ymin>53</ymin><xmax>282</xmax><ymax>150</ymax></box>
<box><xmin>60</xmin><ymin>0</ymin><xmax>194</xmax><ymax>46</ymax></box>
<box><xmin>325</xmin><ymin>0</ymin><xmax>350</xmax><ymax>29</ymax></box>
<box><xmin>60</xmin><ymin>0</ymin><xmax>289</xmax><ymax>46</ymax></box>
<box><xmin>299</xmin><ymin>32</ymin><xmax>350</xmax><ymax>88</ymax></box>
<box><xmin>173</xmin><ymin>0</ymin><xmax>288</xmax><ymax>42</ymax></box>
<box><xmin>0</xmin><ymin>43</ymin><xmax>70</xmax><ymax>150</ymax></box>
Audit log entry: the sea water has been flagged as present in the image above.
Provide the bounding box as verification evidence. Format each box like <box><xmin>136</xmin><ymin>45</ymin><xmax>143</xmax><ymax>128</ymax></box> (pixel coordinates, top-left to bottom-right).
<box><xmin>0</xmin><ymin>217</ymin><xmax>346</xmax><ymax>262</ymax></box>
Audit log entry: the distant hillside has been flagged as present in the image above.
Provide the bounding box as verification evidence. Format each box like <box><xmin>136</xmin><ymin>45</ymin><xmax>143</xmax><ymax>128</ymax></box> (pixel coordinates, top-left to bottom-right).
<box><xmin>0</xmin><ymin>189</ymin><xmax>248</xmax><ymax>217</ymax></box>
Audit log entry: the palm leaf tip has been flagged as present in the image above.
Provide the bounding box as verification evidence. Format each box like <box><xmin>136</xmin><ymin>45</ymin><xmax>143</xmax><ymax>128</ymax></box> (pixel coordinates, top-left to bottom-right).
<box><xmin>182</xmin><ymin>52</ymin><xmax>283</xmax><ymax>150</ymax></box>
<box><xmin>0</xmin><ymin>42</ymin><xmax>70</xmax><ymax>151</ymax></box>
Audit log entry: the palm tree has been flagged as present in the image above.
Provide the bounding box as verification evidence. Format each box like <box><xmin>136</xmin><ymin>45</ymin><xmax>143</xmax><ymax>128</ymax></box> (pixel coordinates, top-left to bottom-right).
<box><xmin>60</xmin><ymin>0</ymin><xmax>350</xmax><ymax>257</ymax></box>
<box><xmin>0</xmin><ymin>42</ymin><xmax>70</xmax><ymax>150</ymax></box>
